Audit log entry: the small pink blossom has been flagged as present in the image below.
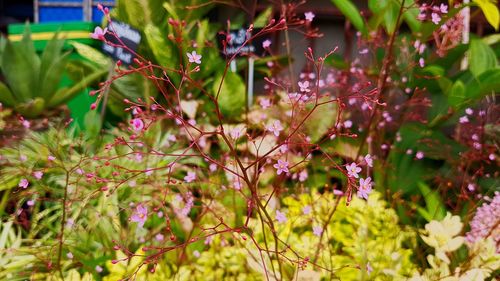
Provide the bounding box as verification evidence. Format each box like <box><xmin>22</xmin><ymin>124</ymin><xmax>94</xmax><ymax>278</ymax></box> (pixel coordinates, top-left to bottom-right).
<box><xmin>346</xmin><ymin>162</ymin><xmax>361</xmax><ymax>178</ymax></box>
<box><xmin>27</xmin><ymin>199</ymin><xmax>35</xmax><ymax>206</ymax></box>
<box><xmin>343</xmin><ymin>120</ymin><xmax>353</xmax><ymax>128</ymax></box>
<box><xmin>364</xmin><ymin>154</ymin><xmax>373</xmax><ymax>167</ymax></box>
<box><xmin>459</xmin><ymin>116</ymin><xmax>469</xmax><ymax>123</ymax></box>
<box><xmin>95</xmin><ymin>265</ymin><xmax>103</xmax><ymax>273</ymax></box>
<box><xmin>357</xmin><ymin>177</ymin><xmax>373</xmax><ymax>200</ymax></box>
<box><xmin>416</xmin><ymin>151</ymin><xmax>424</xmax><ymax>159</ymax></box>
<box><xmin>260</xmin><ymin>98</ymin><xmax>271</xmax><ymax>109</ymax></box>
<box><xmin>67</xmin><ymin>252</ymin><xmax>73</xmax><ymax>259</ymax></box>
<box><xmin>489</xmin><ymin>154</ymin><xmax>495</xmax><ymax>161</ymax></box>
<box><xmin>22</xmin><ymin>120</ymin><xmax>30</xmax><ymax>129</ymax></box>
<box><xmin>266</xmin><ymin>120</ymin><xmax>283</xmax><ymax>137</ymax></box>
<box><xmin>276</xmin><ymin>210</ymin><xmax>287</xmax><ymax>223</ymax></box>
<box><xmin>465</xmin><ymin>108</ymin><xmax>473</xmax><ymax>115</ymax></box>
<box><xmin>90</xmin><ymin>26</ymin><xmax>107</xmax><ymax>40</ymax></box>
<box><xmin>187</xmin><ymin>51</ymin><xmax>202</xmax><ymax>64</ymax></box>
<box><xmin>431</xmin><ymin>13</ymin><xmax>441</xmax><ymax>24</ymax></box>
<box><xmin>273</xmin><ymin>159</ymin><xmax>289</xmax><ymax>175</ymax></box>
<box><xmin>19</xmin><ymin>178</ymin><xmax>29</xmax><ymax>189</ymax></box>
<box><xmin>262</xmin><ymin>39</ymin><xmax>272</xmax><ymax>48</ymax></box>
<box><xmin>302</xmin><ymin>205</ymin><xmax>312</xmax><ymax>215</ymax></box>
<box><xmin>298</xmin><ymin>81</ymin><xmax>310</xmax><ymax>92</ymax></box>
<box><xmin>184</xmin><ymin>171</ymin><xmax>196</xmax><ymax>183</ymax></box>
<box><xmin>155</xmin><ymin>233</ymin><xmax>164</xmax><ymax>241</ymax></box>
<box><xmin>298</xmin><ymin>170</ymin><xmax>308</xmax><ymax>182</ymax></box>
<box><xmin>304</xmin><ymin>11</ymin><xmax>315</xmax><ymax>22</ymax></box>
<box><xmin>131</xmin><ymin>118</ymin><xmax>144</xmax><ymax>131</ymax></box>
<box><xmin>366</xmin><ymin>262</ymin><xmax>373</xmax><ymax>275</ymax></box>
<box><xmin>419</xmin><ymin>57</ymin><xmax>425</xmax><ymax>67</ymax></box>
<box><xmin>333</xmin><ymin>189</ymin><xmax>344</xmax><ymax>196</ymax></box>
<box><xmin>193</xmin><ymin>250</ymin><xmax>201</xmax><ymax>258</ymax></box>
<box><xmin>467</xmin><ymin>183</ymin><xmax>476</xmax><ymax>192</ymax></box>
<box><xmin>229</xmin><ymin>127</ymin><xmax>243</xmax><ymax>139</ymax></box>
<box><xmin>20</xmin><ymin>155</ymin><xmax>27</xmax><ymax>162</ymax></box>
<box><xmin>313</xmin><ymin>226</ymin><xmax>323</xmax><ymax>237</ymax></box>
<box><xmin>33</xmin><ymin>171</ymin><xmax>43</xmax><ymax>180</ymax></box>
<box><xmin>439</xmin><ymin>4</ymin><xmax>448</xmax><ymax>13</ymax></box>
<box><xmin>130</xmin><ymin>204</ymin><xmax>148</xmax><ymax>228</ymax></box>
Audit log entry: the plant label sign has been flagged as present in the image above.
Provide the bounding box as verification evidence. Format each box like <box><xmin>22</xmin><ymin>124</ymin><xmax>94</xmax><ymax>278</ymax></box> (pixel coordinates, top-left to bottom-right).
<box><xmin>102</xmin><ymin>20</ymin><xmax>141</xmax><ymax>66</ymax></box>
<box><xmin>217</xmin><ymin>28</ymin><xmax>269</xmax><ymax>58</ymax></box>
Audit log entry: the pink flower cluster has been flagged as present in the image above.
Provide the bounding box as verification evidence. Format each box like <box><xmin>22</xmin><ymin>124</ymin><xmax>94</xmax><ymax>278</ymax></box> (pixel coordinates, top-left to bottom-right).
<box><xmin>465</xmin><ymin>192</ymin><xmax>500</xmax><ymax>251</ymax></box>
<box><xmin>418</xmin><ymin>3</ymin><xmax>448</xmax><ymax>25</ymax></box>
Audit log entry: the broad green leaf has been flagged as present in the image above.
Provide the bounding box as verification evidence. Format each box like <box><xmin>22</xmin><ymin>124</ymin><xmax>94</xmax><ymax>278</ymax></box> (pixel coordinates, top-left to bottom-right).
<box><xmin>303</xmin><ymin>97</ymin><xmax>337</xmax><ymax>142</ymax></box>
<box><xmin>469</xmin><ymin>38</ymin><xmax>498</xmax><ymax>77</ymax></box>
<box><xmin>331</xmin><ymin>0</ymin><xmax>367</xmax><ymax>35</ymax></box>
<box><xmin>1</xmin><ymin>41</ymin><xmax>34</xmax><ymax>101</ymax></box>
<box><xmin>447</xmin><ymin>80</ymin><xmax>466</xmax><ymax>108</ymax></box>
<box><xmin>212</xmin><ymin>72</ymin><xmax>245</xmax><ymax>119</ymax></box>
<box><xmin>69</xmin><ymin>41</ymin><xmax>110</xmax><ymax>68</ymax></box>
<box><xmin>465</xmin><ymin>68</ymin><xmax>500</xmax><ymax>101</ymax></box>
<box><xmin>402</xmin><ymin>0</ymin><xmax>421</xmax><ymax>33</ymax></box>
<box><xmin>144</xmin><ymin>23</ymin><xmax>175</xmax><ymax>68</ymax></box>
<box><xmin>473</xmin><ymin>0</ymin><xmax>499</xmax><ymax>30</ymax></box>
<box><xmin>0</xmin><ymin>82</ymin><xmax>16</xmax><ymax>106</ymax></box>
<box><xmin>39</xmin><ymin>51</ymin><xmax>70</xmax><ymax>101</ymax></box>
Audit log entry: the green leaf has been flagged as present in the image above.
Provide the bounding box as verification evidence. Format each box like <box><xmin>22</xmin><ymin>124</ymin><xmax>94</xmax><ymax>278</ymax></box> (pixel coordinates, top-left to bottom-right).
<box><xmin>447</xmin><ymin>80</ymin><xmax>466</xmax><ymax>108</ymax></box>
<box><xmin>402</xmin><ymin>0</ymin><xmax>421</xmax><ymax>33</ymax></box>
<box><xmin>144</xmin><ymin>23</ymin><xmax>175</xmax><ymax>68</ymax></box>
<box><xmin>473</xmin><ymin>0</ymin><xmax>500</xmax><ymax>30</ymax></box>
<box><xmin>212</xmin><ymin>72</ymin><xmax>245</xmax><ymax>119</ymax></box>
<box><xmin>469</xmin><ymin>38</ymin><xmax>498</xmax><ymax>77</ymax></box>
<box><xmin>254</xmin><ymin>7</ymin><xmax>273</xmax><ymax>28</ymax></box>
<box><xmin>68</xmin><ymin>41</ymin><xmax>110</xmax><ymax>68</ymax></box>
<box><xmin>416</xmin><ymin>182</ymin><xmax>446</xmax><ymax>222</ymax></box>
<box><xmin>331</xmin><ymin>0</ymin><xmax>367</xmax><ymax>35</ymax></box>
<box><xmin>0</xmin><ymin>82</ymin><xmax>16</xmax><ymax>107</ymax></box>
<box><xmin>1</xmin><ymin>41</ymin><xmax>35</xmax><ymax>102</ymax></box>
<box><xmin>303</xmin><ymin>97</ymin><xmax>337</xmax><ymax>142</ymax></box>
<box><xmin>15</xmin><ymin>98</ymin><xmax>45</xmax><ymax>118</ymax></box>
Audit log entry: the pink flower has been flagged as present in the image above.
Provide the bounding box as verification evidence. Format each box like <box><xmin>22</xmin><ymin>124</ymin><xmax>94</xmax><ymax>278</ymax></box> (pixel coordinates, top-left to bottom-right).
<box><xmin>33</xmin><ymin>171</ymin><xmax>43</xmax><ymax>180</ymax></box>
<box><xmin>155</xmin><ymin>233</ymin><xmax>164</xmax><ymax>241</ymax></box>
<box><xmin>266</xmin><ymin>120</ymin><xmax>283</xmax><ymax>137</ymax></box>
<box><xmin>130</xmin><ymin>204</ymin><xmax>148</xmax><ymax>228</ymax></box>
<box><xmin>343</xmin><ymin>120</ymin><xmax>353</xmax><ymax>128</ymax></box>
<box><xmin>276</xmin><ymin>210</ymin><xmax>287</xmax><ymax>223</ymax></box>
<box><xmin>419</xmin><ymin>57</ymin><xmax>425</xmax><ymax>67</ymax></box>
<box><xmin>260</xmin><ymin>98</ymin><xmax>271</xmax><ymax>109</ymax></box>
<box><xmin>131</xmin><ymin>118</ymin><xmax>144</xmax><ymax>131</ymax></box>
<box><xmin>364</xmin><ymin>154</ymin><xmax>373</xmax><ymax>167</ymax></box>
<box><xmin>298</xmin><ymin>81</ymin><xmax>310</xmax><ymax>92</ymax></box>
<box><xmin>273</xmin><ymin>159</ymin><xmax>289</xmax><ymax>175</ymax></box>
<box><xmin>333</xmin><ymin>189</ymin><xmax>344</xmax><ymax>196</ymax></box>
<box><xmin>416</xmin><ymin>151</ymin><xmax>424</xmax><ymax>159</ymax></box>
<box><xmin>298</xmin><ymin>170</ymin><xmax>308</xmax><ymax>182</ymax></box>
<box><xmin>313</xmin><ymin>226</ymin><xmax>323</xmax><ymax>237</ymax></box>
<box><xmin>90</xmin><ymin>26</ymin><xmax>107</xmax><ymax>40</ymax></box>
<box><xmin>366</xmin><ymin>262</ymin><xmax>373</xmax><ymax>275</ymax></box>
<box><xmin>48</xmin><ymin>155</ymin><xmax>56</xmax><ymax>161</ymax></box>
<box><xmin>187</xmin><ymin>51</ymin><xmax>202</xmax><ymax>64</ymax></box>
<box><xmin>184</xmin><ymin>171</ymin><xmax>196</xmax><ymax>183</ymax></box>
<box><xmin>357</xmin><ymin>177</ymin><xmax>373</xmax><ymax>200</ymax></box>
<box><xmin>459</xmin><ymin>116</ymin><xmax>469</xmax><ymax>124</ymax></box>
<box><xmin>467</xmin><ymin>183</ymin><xmax>476</xmax><ymax>192</ymax></box>
<box><xmin>304</xmin><ymin>11</ymin><xmax>315</xmax><ymax>22</ymax></box>
<box><xmin>67</xmin><ymin>252</ymin><xmax>73</xmax><ymax>259</ymax></box>
<box><xmin>439</xmin><ymin>4</ymin><xmax>448</xmax><ymax>14</ymax></box>
<box><xmin>229</xmin><ymin>127</ymin><xmax>243</xmax><ymax>139</ymax></box>
<box><xmin>346</xmin><ymin>162</ymin><xmax>361</xmax><ymax>178</ymax></box>
<box><xmin>431</xmin><ymin>13</ymin><xmax>441</xmax><ymax>24</ymax></box>
<box><xmin>262</xmin><ymin>39</ymin><xmax>272</xmax><ymax>48</ymax></box>
<box><xmin>19</xmin><ymin>178</ymin><xmax>29</xmax><ymax>189</ymax></box>
<box><xmin>302</xmin><ymin>205</ymin><xmax>312</xmax><ymax>215</ymax></box>
<box><xmin>22</xmin><ymin>120</ymin><xmax>30</xmax><ymax>129</ymax></box>
<box><xmin>95</xmin><ymin>265</ymin><xmax>103</xmax><ymax>273</ymax></box>
<box><xmin>465</xmin><ymin>108</ymin><xmax>473</xmax><ymax>115</ymax></box>
<box><xmin>27</xmin><ymin>199</ymin><xmax>35</xmax><ymax>206</ymax></box>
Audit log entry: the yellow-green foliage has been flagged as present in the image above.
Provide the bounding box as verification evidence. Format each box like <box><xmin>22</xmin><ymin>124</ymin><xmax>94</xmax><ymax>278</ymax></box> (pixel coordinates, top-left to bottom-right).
<box><xmin>253</xmin><ymin>191</ymin><xmax>418</xmax><ymax>280</ymax></box>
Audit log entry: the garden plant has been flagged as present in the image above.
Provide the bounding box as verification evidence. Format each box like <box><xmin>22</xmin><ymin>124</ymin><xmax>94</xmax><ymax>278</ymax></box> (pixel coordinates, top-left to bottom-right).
<box><xmin>0</xmin><ymin>0</ymin><xmax>499</xmax><ymax>280</ymax></box>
